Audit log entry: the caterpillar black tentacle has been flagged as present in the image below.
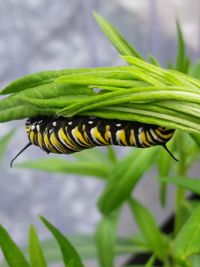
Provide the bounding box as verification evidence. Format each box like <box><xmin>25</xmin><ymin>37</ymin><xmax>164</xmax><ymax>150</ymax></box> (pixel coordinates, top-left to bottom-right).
<box><xmin>10</xmin><ymin>142</ymin><xmax>32</xmax><ymax>168</ymax></box>
<box><xmin>10</xmin><ymin>115</ymin><xmax>177</xmax><ymax>166</ymax></box>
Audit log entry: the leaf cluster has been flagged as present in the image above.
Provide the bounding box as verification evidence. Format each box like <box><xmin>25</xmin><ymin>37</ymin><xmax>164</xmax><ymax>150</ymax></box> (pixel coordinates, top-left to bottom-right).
<box><xmin>0</xmin><ymin>16</ymin><xmax>200</xmax><ymax>135</ymax></box>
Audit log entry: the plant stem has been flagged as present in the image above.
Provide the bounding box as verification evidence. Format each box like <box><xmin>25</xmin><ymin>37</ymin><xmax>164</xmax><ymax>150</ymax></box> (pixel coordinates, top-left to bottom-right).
<box><xmin>174</xmin><ymin>132</ymin><xmax>187</xmax><ymax>235</ymax></box>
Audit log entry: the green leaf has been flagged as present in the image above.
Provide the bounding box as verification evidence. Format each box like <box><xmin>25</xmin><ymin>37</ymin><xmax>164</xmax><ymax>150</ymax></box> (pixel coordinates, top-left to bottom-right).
<box><xmin>72</xmin><ymin>147</ymin><xmax>115</xmax><ymax>166</ymax></box>
<box><xmin>93</xmin><ymin>12</ymin><xmax>143</xmax><ymax>59</ymax></box>
<box><xmin>0</xmin><ymin>130</ymin><xmax>15</xmax><ymax>167</ymax></box>
<box><xmin>29</xmin><ymin>225</ymin><xmax>47</xmax><ymax>267</ymax></box>
<box><xmin>189</xmin><ymin>60</ymin><xmax>200</xmax><ymax>79</ymax></box>
<box><xmin>16</xmin><ymin>157</ymin><xmax>110</xmax><ymax>179</ymax></box>
<box><xmin>40</xmin><ymin>216</ymin><xmax>85</xmax><ymax>267</ymax></box>
<box><xmin>98</xmin><ymin>148</ymin><xmax>157</xmax><ymax>215</ymax></box>
<box><xmin>190</xmin><ymin>133</ymin><xmax>200</xmax><ymax>149</ymax></box>
<box><xmin>0</xmin><ymin>224</ymin><xmax>30</xmax><ymax>267</ymax></box>
<box><xmin>106</xmin><ymin>146</ymin><xmax>117</xmax><ymax>164</ymax></box>
<box><xmin>96</xmin><ymin>212</ymin><xmax>119</xmax><ymax>267</ymax></box>
<box><xmin>56</xmin><ymin>75</ymin><xmax>139</xmax><ymax>89</ymax></box>
<box><xmin>25</xmin><ymin>234</ymin><xmax>146</xmax><ymax>264</ymax></box>
<box><xmin>175</xmin><ymin>19</ymin><xmax>190</xmax><ymax>73</ymax></box>
<box><xmin>148</xmin><ymin>54</ymin><xmax>160</xmax><ymax>66</ymax></box>
<box><xmin>1</xmin><ymin>66</ymin><xmax>132</xmax><ymax>95</ymax></box>
<box><xmin>144</xmin><ymin>255</ymin><xmax>156</xmax><ymax>267</ymax></box>
<box><xmin>129</xmin><ymin>198</ymin><xmax>167</xmax><ymax>260</ymax></box>
<box><xmin>0</xmin><ymin>83</ymin><xmax>92</xmax><ymax>122</ymax></box>
<box><xmin>161</xmin><ymin>176</ymin><xmax>200</xmax><ymax>196</ymax></box>
<box><xmin>157</xmin><ymin>139</ymin><xmax>175</xmax><ymax>207</ymax></box>
<box><xmin>173</xmin><ymin>204</ymin><xmax>200</xmax><ymax>260</ymax></box>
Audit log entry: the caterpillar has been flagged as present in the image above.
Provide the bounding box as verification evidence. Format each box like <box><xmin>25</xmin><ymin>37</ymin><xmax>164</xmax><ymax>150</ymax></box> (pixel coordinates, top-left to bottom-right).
<box><xmin>10</xmin><ymin>115</ymin><xmax>177</xmax><ymax>167</ymax></box>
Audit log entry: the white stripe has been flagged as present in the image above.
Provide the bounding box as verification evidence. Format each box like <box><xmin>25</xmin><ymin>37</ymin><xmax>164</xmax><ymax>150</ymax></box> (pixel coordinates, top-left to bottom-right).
<box><xmin>116</xmin><ymin>130</ymin><xmax>122</xmax><ymax>145</ymax></box>
<box><xmin>58</xmin><ymin>130</ymin><xmax>76</xmax><ymax>151</ymax></box>
<box><xmin>90</xmin><ymin>128</ymin><xmax>103</xmax><ymax>145</ymax></box>
<box><xmin>150</xmin><ymin>129</ymin><xmax>162</xmax><ymax>142</ymax></box>
<box><xmin>71</xmin><ymin>128</ymin><xmax>87</xmax><ymax>147</ymax></box>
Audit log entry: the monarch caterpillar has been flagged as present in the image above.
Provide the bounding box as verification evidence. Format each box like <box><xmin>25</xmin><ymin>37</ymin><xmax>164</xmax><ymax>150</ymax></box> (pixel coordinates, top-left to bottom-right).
<box><xmin>10</xmin><ymin>115</ymin><xmax>177</xmax><ymax>167</ymax></box>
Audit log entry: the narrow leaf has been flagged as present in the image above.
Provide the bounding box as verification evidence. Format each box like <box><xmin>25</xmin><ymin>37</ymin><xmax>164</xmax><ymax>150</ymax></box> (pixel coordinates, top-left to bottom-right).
<box><xmin>1</xmin><ymin>66</ymin><xmax>132</xmax><ymax>95</ymax></box>
<box><xmin>29</xmin><ymin>225</ymin><xmax>47</xmax><ymax>267</ymax></box>
<box><xmin>96</xmin><ymin>212</ymin><xmax>119</xmax><ymax>267</ymax></box>
<box><xmin>157</xmin><ymin>140</ymin><xmax>175</xmax><ymax>207</ymax></box>
<box><xmin>129</xmin><ymin>198</ymin><xmax>167</xmax><ymax>260</ymax></box>
<box><xmin>0</xmin><ymin>130</ymin><xmax>15</xmax><ymax>167</ymax></box>
<box><xmin>175</xmin><ymin>19</ymin><xmax>190</xmax><ymax>73</ymax></box>
<box><xmin>16</xmin><ymin>157</ymin><xmax>109</xmax><ymax>179</ymax></box>
<box><xmin>0</xmin><ymin>224</ymin><xmax>30</xmax><ymax>267</ymax></box>
<box><xmin>40</xmin><ymin>216</ymin><xmax>85</xmax><ymax>267</ymax></box>
<box><xmin>93</xmin><ymin>12</ymin><xmax>143</xmax><ymax>58</ymax></box>
<box><xmin>22</xmin><ymin>234</ymin><xmax>146</xmax><ymax>264</ymax></box>
<box><xmin>189</xmin><ymin>60</ymin><xmax>200</xmax><ymax>79</ymax></box>
<box><xmin>161</xmin><ymin>176</ymin><xmax>200</xmax><ymax>196</ymax></box>
<box><xmin>144</xmin><ymin>255</ymin><xmax>156</xmax><ymax>267</ymax></box>
<box><xmin>190</xmin><ymin>133</ymin><xmax>200</xmax><ymax>149</ymax></box>
<box><xmin>173</xmin><ymin>204</ymin><xmax>200</xmax><ymax>260</ymax></box>
<box><xmin>98</xmin><ymin>148</ymin><xmax>157</xmax><ymax>215</ymax></box>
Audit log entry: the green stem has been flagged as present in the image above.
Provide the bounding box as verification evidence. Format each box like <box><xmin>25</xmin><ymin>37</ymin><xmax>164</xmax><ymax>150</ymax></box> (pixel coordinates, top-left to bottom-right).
<box><xmin>174</xmin><ymin>132</ymin><xmax>187</xmax><ymax>235</ymax></box>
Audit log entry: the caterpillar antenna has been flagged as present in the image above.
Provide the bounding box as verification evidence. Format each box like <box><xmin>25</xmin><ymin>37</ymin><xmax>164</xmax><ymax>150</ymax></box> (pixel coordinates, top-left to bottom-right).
<box><xmin>162</xmin><ymin>144</ymin><xmax>178</xmax><ymax>162</ymax></box>
<box><xmin>10</xmin><ymin>142</ymin><xmax>32</xmax><ymax>168</ymax></box>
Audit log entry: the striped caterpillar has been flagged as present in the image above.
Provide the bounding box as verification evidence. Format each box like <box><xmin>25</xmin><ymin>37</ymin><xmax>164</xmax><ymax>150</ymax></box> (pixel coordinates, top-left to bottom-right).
<box><xmin>10</xmin><ymin>115</ymin><xmax>177</xmax><ymax>166</ymax></box>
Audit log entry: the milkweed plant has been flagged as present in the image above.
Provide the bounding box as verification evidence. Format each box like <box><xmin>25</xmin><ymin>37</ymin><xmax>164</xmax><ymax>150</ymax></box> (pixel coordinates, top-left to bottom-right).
<box><xmin>0</xmin><ymin>12</ymin><xmax>200</xmax><ymax>267</ymax></box>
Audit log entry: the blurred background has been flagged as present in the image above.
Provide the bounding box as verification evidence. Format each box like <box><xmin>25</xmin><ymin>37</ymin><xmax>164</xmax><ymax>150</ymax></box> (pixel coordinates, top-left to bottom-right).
<box><xmin>0</xmin><ymin>0</ymin><xmax>200</xmax><ymax>266</ymax></box>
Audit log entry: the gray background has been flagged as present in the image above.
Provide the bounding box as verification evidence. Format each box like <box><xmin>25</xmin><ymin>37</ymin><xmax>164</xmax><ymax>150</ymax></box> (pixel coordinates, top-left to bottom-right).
<box><xmin>0</xmin><ymin>0</ymin><xmax>200</xmax><ymax>266</ymax></box>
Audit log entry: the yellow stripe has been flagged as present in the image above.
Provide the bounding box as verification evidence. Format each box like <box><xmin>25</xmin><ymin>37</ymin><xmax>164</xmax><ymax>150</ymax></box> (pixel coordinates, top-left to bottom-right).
<box><xmin>33</xmin><ymin>133</ymin><xmax>39</xmax><ymax>146</ymax></box>
<box><xmin>29</xmin><ymin>131</ymin><xmax>35</xmax><ymax>144</ymax></box>
<box><xmin>92</xmin><ymin>127</ymin><xmax>108</xmax><ymax>145</ymax></box>
<box><xmin>104</xmin><ymin>125</ymin><xmax>111</xmax><ymax>143</ymax></box>
<box><xmin>129</xmin><ymin>129</ymin><xmax>136</xmax><ymax>145</ymax></box>
<box><xmin>72</xmin><ymin>126</ymin><xmax>90</xmax><ymax>146</ymax></box>
<box><xmin>155</xmin><ymin>129</ymin><xmax>174</xmax><ymax>139</ymax></box>
<box><xmin>145</xmin><ymin>131</ymin><xmax>154</xmax><ymax>143</ymax></box>
<box><xmin>58</xmin><ymin>128</ymin><xmax>77</xmax><ymax>150</ymax></box>
<box><xmin>37</xmin><ymin>132</ymin><xmax>44</xmax><ymax>148</ymax></box>
<box><xmin>50</xmin><ymin>132</ymin><xmax>67</xmax><ymax>153</ymax></box>
<box><xmin>116</xmin><ymin>130</ymin><xmax>128</xmax><ymax>145</ymax></box>
<box><xmin>44</xmin><ymin>132</ymin><xmax>57</xmax><ymax>153</ymax></box>
<box><xmin>139</xmin><ymin>131</ymin><xmax>151</xmax><ymax>146</ymax></box>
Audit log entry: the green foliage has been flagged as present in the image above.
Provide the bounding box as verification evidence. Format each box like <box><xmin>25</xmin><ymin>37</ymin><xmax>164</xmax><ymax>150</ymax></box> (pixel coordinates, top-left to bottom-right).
<box><xmin>93</xmin><ymin>12</ymin><xmax>143</xmax><ymax>59</ymax></box>
<box><xmin>0</xmin><ymin>218</ymin><xmax>86</xmax><ymax>267</ymax></box>
<box><xmin>144</xmin><ymin>255</ymin><xmax>156</xmax><ymax>267</ymax></box>
<box><xmin>0</xmin><ymin>225</ymin><xmax>30</xmax><ymax>267</ymax></box>
<box><xmin>98</xmin><ymin>149</ymin><xmax>157</xmax><ymax>214</ymax></box>
<box><xmin>40</xmin><ymin>216</ymin><xmax>84</xmax><ymax>267</ymax></box>
<box><xmin>95</xmin><ymin>211</ymin><xmax>119</xmax><ymax>267</ymax></box>
<box><xmin>161</xmin><ymin>176</ymin><xmax>200</xmax><ymax>196</ymax></box>
<box><xmin>129</xmin><ymin>198</ymin><xmax>167</xmax><ymax>260</ymax></box>
<box><xmin>175</xmin><ymin>19</ymin><xmax>190</xmax><ymax>73</ymax></box>
<box><xmin>173</xmin><ymin>204</ymin><xmax>200</xmax><ymax>262</ymax></box>
<box><xmin>0</xmin><ymin>130</ymin><xmax>15</xmax><ymax>167</ymax></box>
<box><xmin>29</xmin><ymin>226</ymin><xmax>47</xmax><ymax>267</ymax></box>
<box><xmin>15</xmin><ymin>156</ymin><xmax>110</xmax><ymax>179</ymax></box>
<box><xmin>0</xmin><ymin>11</ymin><xmax>200</xmax><ymax>267</ymax></box>
<box><xmin>0</xmin><ymin>21</ymin><xmax>200</xmax><ymax>136</ymax></box>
